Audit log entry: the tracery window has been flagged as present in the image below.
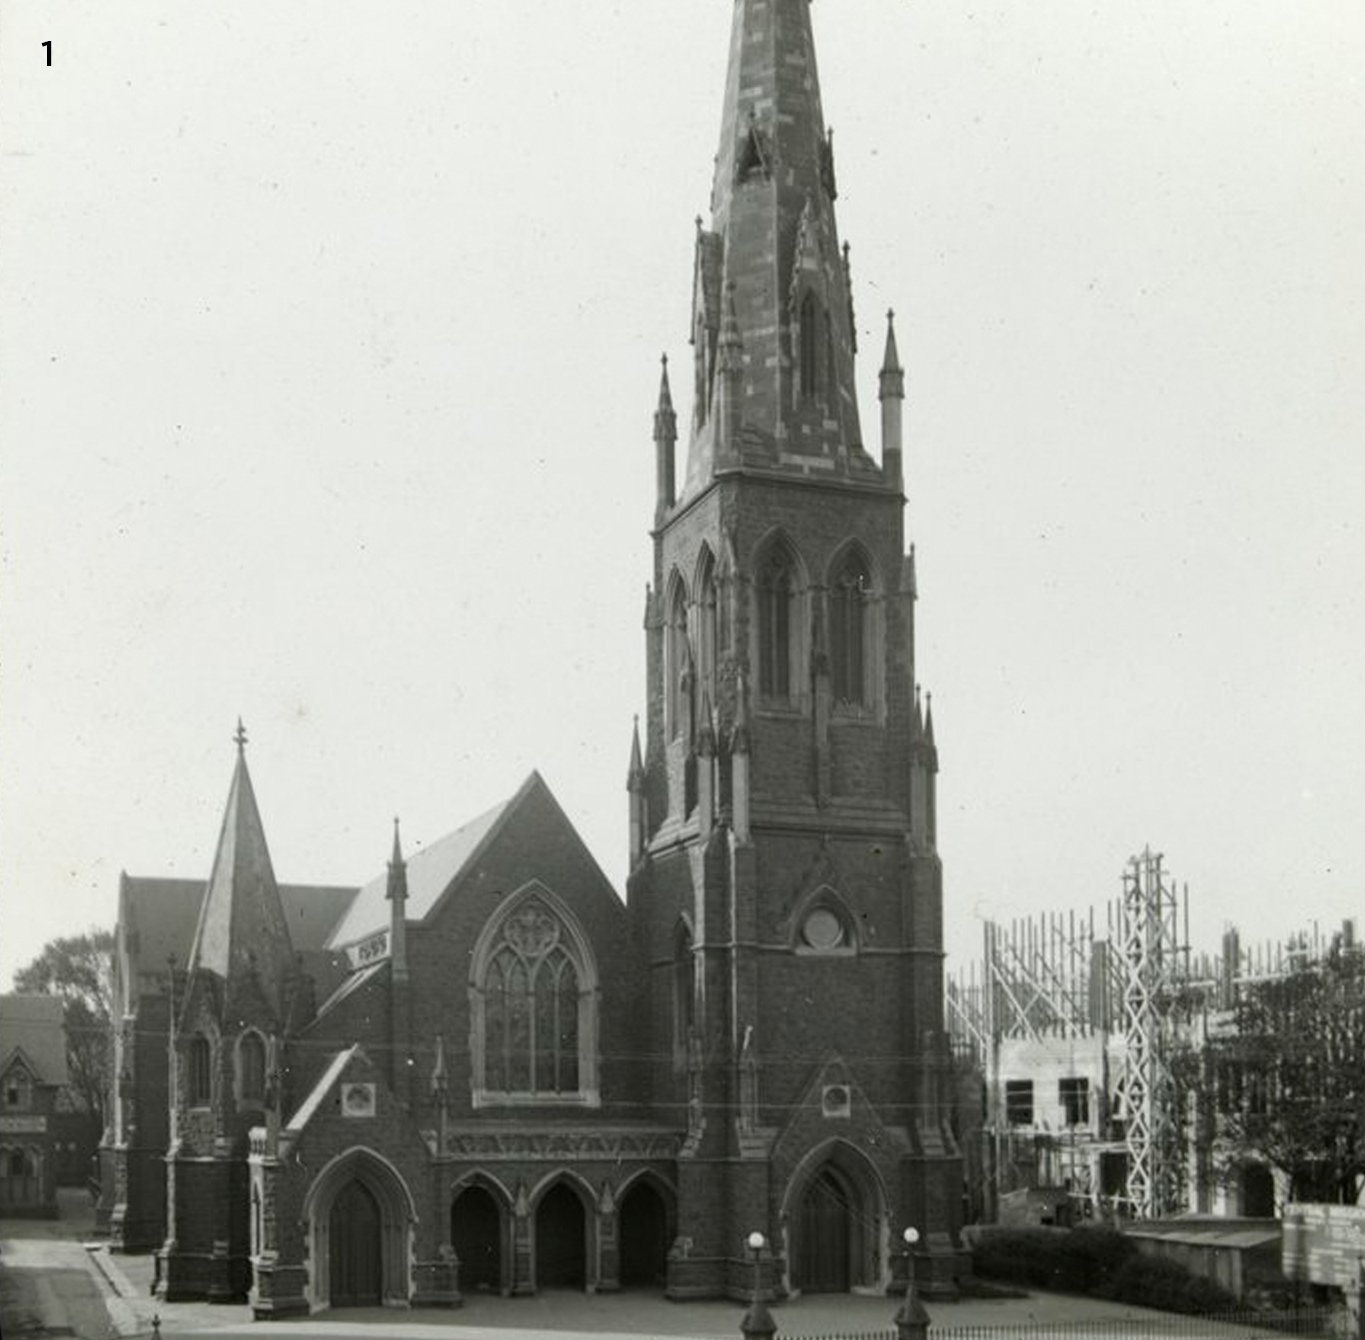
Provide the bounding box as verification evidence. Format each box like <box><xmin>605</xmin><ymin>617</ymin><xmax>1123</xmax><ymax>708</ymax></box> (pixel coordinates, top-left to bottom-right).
<box><xmin>757</xmin><ymin>547</ymin><xmax>795</xmax><ymax>700</ymax></box>
<box><xmin>830</xmin><ymin>551</ymin><xmax>871</xmax><ymax>706</ymax></box>
<box><xmin>472</xmin><ymin>888</ymin><xmax>598</xmax><ymax>1106</ymax></box>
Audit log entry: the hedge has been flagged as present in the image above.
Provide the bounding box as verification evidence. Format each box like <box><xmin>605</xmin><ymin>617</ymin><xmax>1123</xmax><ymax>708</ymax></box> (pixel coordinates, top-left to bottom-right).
<box><xmin>969</xmin><ymin>1226</ymin><xmax>1237</xmax><ymax>1315</ymax></box>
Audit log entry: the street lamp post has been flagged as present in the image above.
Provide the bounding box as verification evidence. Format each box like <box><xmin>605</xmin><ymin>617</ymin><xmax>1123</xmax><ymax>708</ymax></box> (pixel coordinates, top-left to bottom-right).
<box><xmin>740</xmin><ymin>1230</ymin><xmax>776</xmax><ymax>1340</ymax></box>
<box><xmin>894</xmin><ymin>1226</ymin><xmax>929</xmax><ymax>1340</ymax></box>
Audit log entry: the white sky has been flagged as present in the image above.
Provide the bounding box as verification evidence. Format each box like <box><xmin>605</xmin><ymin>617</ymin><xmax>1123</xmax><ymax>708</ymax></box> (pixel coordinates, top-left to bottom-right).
<box><xmin>2</xmin><ymin>0</ymin><xmax>1362</xmax><ymax>990</ymax></box>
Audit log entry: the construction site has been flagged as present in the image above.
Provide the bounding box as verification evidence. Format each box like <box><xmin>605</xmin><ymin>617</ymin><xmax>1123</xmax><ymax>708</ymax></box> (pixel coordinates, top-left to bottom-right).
<box><xmin>947</xmin><ymin>848</ymin><xmax>1361</xmax><ymax>1230</ymax></box>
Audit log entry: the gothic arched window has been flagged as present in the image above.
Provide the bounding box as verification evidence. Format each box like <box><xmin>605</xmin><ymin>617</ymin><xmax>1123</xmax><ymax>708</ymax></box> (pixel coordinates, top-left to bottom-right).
<box><xmin>757</xmin><ymin>545</ymin><xmax>796</xmax><ymax>701</ymax></box>
<box><xmin>665</xmin><ymin>575</ymin><xmax>690</xmax><ymax>741</ymax></box>
<box><xmin>830</xmin><ymin>550</ymin><xmax>871</xmax><ymax>706</ymax></box>
<box><xmin>673</xmin><ymin>922</ymin><xmax>695</xmax><ymax>1062</ymax></box>
<box><xmin>696</xmin><ymin>548</ymin><xmax>718</xmax><ymax>696</ymax></box>
<box><xmin>471</xmin><ymin>887</ymin><xmax>599</xmax><ymax>1107</ymax></box>
<box><xmin>799</xmin><ymin>292</ymin><xmax>820</xmax><ymax>400</ymax></box>
<box><xmin>237</xmin><ymin>1032</ymin><xmax>266</xmax><ymax>1104</ymax></box>
<box><xmin>187</xmin><ymin>1034</ymin><xmax>212</xmax><ymax>1106</ymax></box>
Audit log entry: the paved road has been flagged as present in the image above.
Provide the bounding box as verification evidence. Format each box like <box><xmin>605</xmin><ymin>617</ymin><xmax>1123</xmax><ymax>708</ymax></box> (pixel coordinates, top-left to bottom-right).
<box><xmin>0</xmin><ymin>1237</ymin><xmax>117</xmax><ymax>1339</ymax></box>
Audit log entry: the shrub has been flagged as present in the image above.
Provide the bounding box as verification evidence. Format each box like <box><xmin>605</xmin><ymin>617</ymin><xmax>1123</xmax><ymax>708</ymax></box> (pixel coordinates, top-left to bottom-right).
<box><xmin>1100</xmin><ymin>1253</ymin><xmax>1238</xmax><ymax>1315</ymax></box>
<box><xmin>971</xmin><ymin>1225</ymin><xmax>1135</xmax><ymax>1293</ymax></box>
<box><xmin>971</xmin><ymin>1224</ymin><xmax>1236</xmax><ymax>1316</ymax></box>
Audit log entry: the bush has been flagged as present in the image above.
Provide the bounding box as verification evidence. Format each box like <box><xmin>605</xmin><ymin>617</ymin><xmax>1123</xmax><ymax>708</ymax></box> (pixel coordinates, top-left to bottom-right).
<box><xmin>971</xmin><ymin>1225</ymin><xmax>1236</xmax><ymax>1316</ymax></box>
<box><xmin>1100</xmin><ymin>1253</ymin><xmax>1238</xmax><ymax>1315</ymax></box>
<box><xmin>971</xmin><ymin>1225</ymin><xmax>1136</xmax><ymax>1293</ymax></box>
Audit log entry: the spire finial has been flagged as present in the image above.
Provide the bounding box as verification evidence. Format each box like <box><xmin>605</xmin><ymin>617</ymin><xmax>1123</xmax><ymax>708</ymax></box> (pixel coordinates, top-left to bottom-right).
<box><xmin>391</xmin><ymin>815</ymin><xmax>404</xmax><ymax>866</ymax></box>
<box><xmin>879</xmin><ymin>307</ymin><xmax>905</xmax><ymax>403</ymax></box>
<box><xmin>234</xmin><ymin>718</ymin><xmax>248</xmax><ymax>755</ymax></box>
<box><xmin>627</xmin><ymin>715</ymin><xmax>645</xmax><ymax>788</ymax></box>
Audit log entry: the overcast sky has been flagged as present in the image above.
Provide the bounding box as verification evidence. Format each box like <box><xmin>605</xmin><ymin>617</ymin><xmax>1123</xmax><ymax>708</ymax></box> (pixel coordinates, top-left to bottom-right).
<box><xmin>2</xmin><ymin>0</ymin><xmax>1362</xmax><ymax>990</ymax></box>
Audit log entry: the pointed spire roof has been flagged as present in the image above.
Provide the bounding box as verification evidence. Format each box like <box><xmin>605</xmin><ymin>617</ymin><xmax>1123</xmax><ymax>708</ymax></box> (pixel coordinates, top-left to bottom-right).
<box><xmin>184</xmin><ymin>724</ymin><xmax>297</xmax><ymax>1020</ymax></box>
<box><xmin>627</xmin><ymin>716</ymin><xmax>645</xmax><ymax>789</ymax></box>
<box><xmin>386</xmin><ymin>817</ymin><xmax>407</xmax><ymax>904</ymax></box>
<box><xmin>880</xmin><ymin>308</ymin><xmax>905</xmax><ymax>401</ymax></box>
<box><xmin>924</xmin><ymin>691</ymin><xmax>936</xmax><ymax>748</ymax></box>
<box><xmin>654</xmin><ymin>354</ymin><xmax>676</xmax><ymax>443</ymax></box>
<box><xmin>684</xmin><ymin>0</ymin><xmax>864</xmax><ymax>489</ymax></box>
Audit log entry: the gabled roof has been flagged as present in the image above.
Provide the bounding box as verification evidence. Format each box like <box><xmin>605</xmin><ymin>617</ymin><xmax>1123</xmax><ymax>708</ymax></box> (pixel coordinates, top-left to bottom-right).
<box><xmin>325</xmin><ymin>783</ymin><xmax>524</xmax><ymax>949</ymax></box>
<box><xmin>0</xmin><ymin>994</ymin><xmax>69</xmax><ymax>1086</ymax></box>
<box><xmin>285</xmin><ymin>1045</ymin><xmax>359</xmax><ymax>1135</ymax></box>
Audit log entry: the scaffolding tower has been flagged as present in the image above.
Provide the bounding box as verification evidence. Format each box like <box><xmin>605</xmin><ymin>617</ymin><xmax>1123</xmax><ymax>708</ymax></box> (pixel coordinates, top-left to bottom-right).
<box><xmin>1119</xmin><ymin>847</ymin><xmax>1186</xmax><ymax>1219</ymax></box>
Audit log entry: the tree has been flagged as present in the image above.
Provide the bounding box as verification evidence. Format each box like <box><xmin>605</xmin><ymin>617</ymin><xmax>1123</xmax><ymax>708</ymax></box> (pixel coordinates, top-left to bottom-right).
<box><xmin>13</xmin><ymin>929</ymin><xmax>114</xmax><ymax>1133</ymax></box>
<box><xmin>1204</xmin><ymin>937</ymin><xmax>1365</xmax><ymax>1204</ymax></box>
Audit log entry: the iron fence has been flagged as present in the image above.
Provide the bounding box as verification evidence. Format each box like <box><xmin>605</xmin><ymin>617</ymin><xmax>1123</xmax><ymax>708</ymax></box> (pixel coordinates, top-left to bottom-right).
<box><xmin>781</xmin><ymin>1308</ymin><xmax>1341</xmax><ymax>1340</ymax></box>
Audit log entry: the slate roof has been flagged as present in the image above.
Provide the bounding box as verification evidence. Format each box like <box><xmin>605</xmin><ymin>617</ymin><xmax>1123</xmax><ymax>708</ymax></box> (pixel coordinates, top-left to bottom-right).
<box><xmin>324</xmin><ymin>786</ymin><xmax>521</xmax><ymax>950</ymax></box>
<box><xmin>121</xmin><ymin>878</ymin><xmax>356</xmax><ymax>982</ymax></box>
<box><xmin>0</xmin><ymin>994</ymin><xmax>70</xmax><ymax>1085</ymax></box>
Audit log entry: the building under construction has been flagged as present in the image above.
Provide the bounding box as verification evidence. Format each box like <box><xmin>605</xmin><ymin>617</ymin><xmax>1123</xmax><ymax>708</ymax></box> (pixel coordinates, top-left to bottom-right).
<box><xmin>948</xmin><ymin>849</ymin><xmax>1358</xmax><ymax>1226</ymax></box>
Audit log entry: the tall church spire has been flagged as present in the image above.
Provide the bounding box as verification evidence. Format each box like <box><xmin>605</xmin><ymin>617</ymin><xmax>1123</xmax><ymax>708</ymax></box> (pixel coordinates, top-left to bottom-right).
<box><xmin>183</xmin><ymin>724</ymin><xmax>296</xmax><ymax>1024</ymax></box>
<box><xmin>684</xmin><ymin>0</ymin><xmax>872</xmax><ymax>494</ymax></box>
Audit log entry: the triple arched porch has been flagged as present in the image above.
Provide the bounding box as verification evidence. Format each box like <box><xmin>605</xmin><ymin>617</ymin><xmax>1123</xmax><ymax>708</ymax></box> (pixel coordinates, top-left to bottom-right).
<box><xmin>448</xmin><ymin>1168</ymin><xmax>675</xmax><ymax>1295</ymax></box>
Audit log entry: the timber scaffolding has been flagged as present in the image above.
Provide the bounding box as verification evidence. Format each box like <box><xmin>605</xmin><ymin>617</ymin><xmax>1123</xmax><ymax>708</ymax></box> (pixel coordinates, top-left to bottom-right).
<box><xmin>946</xmin><ymin>849</ymin><xmax>1358</xmax><ymax>1225</ymax></box>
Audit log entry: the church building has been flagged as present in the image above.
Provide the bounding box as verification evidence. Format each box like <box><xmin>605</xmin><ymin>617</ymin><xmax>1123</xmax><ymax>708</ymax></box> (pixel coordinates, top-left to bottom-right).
<box><xmin>102</xmin><ymin>0</ymin><xmax>965</xmax><ymax>1314</ymax></box>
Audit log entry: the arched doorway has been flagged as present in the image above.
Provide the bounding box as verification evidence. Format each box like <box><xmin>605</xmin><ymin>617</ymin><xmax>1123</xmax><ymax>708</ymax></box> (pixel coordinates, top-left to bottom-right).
<box><xmin>535</xmin><ymin>1183</ymin><xmax>586</xmax><ymax>1289</ymax></box>
<box><xmin>618</xmin><ymin>1181</ymin><xmax>669</xmax><ymax>1288</ymax></box>
<box><xmin>329</xmin><ymin>1180</ymin><xmax>382</xmax><ymax>1306</ymax></box>
<box><xmin>786</xmin><ymin>1144</ymin><xmax>885</xmax><ymax>1295</ymax></box>
<box><xmin>799</xmin><ymin>1167</ymin><xmax>853</xmax><ymax>1293</ymax></box>
<box><xmin>452</xmin><ymin>1184</ymin><xmax>503</xmax><ymax>1293</ymax></box>
<box><xmin>303</xmin><ymin>1147</ymin><xmax>415</xmax><ymax>1310</ymax></box>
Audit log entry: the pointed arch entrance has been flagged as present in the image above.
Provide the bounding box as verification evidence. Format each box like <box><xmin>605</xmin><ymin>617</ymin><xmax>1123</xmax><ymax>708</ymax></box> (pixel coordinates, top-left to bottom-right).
<box><xmin>451</xmin><ymin>1182</ymin><xmax>504</xmax><ymax>1294</ymax></box>
<box><xmin>330</xmin><ymin>1180</ymin><xmax>382</xmax><ymax>1306</ymax></box>
<box><xmin>303</xmin><ymin>1147</ymin><xmax>415</xmax><ymax>1310</ymax></box>
<box><xmin>784</xmin><ymin>1141</ymin><xmax>886</xmax><ymax>1295</ymax></box>
<box><xmin>618</xmin><ymin>1178</ymin><xmax>671</xmax><ymax>1288</ymax></box>
<box><xmin>535</xmin><ymin>1182</ymin><xmax>587</xmax><ymax>1289</ymax></box>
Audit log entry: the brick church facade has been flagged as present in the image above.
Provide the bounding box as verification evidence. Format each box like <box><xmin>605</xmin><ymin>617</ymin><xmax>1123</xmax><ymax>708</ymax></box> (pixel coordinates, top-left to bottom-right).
<box><xmin>101</xmin><ymin>0</ymin><xmax>966</xmax><ymax>1314</ymax></box>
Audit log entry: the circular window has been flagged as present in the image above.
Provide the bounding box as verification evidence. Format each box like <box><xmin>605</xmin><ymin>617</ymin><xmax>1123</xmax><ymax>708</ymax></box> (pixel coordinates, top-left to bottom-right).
<box><xmin>802</xmin><ymin>908</ymin><xmax>846</xmax><ymax>951</ymax></box>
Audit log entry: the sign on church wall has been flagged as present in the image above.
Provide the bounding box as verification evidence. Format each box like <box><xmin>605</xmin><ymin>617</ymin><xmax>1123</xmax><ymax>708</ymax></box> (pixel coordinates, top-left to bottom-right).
<box><xmin>345</xmin><ymin>930</ymin><xmax>389</xmax><ymax>969</ymax></box>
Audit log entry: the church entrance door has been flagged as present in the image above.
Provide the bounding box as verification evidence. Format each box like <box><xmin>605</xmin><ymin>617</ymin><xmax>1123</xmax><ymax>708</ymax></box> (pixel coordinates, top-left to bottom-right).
<box><xmin>798</xmin><ymin>1168</ymin><xmax>852</xmax><ymax>1293</ymax></box>
<box><xmin>618</xmin><ymin>1181</ymin><xmax>669</xmax><ymax>1287</ymax></box>
<box><xmin>535</xmin><ymin>1183</ymin><xmax>586</xmax><ymax>1289</ymax></box>
<box><xmin>329</xmin><ymin>1179</ymin><xmax>382</xmax><ymax>1307</ymax></box>
<box><xmin>452</xmin><ymin>1185</ymin><xmax>502</xmax><ymax>1293</ymax></box>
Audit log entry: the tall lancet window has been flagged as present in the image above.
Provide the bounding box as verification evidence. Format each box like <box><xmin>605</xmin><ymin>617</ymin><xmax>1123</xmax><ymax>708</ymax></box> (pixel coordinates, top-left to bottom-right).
<box><xmin>665</xmin><ymin>575</ymin><xmax>690</xmax><ymax>740</ymax></box>
<box><xmin>187</xmin><ymin>1035</ymin><xmax>212</xmax><ymax>1107</ymax></box>
<box><xmin>471</xmin><ymin>885</ymin><xmax>600</xmax><ymax>1107</ymax></box>
<box><xmin>757</xmin><ymin>546</ymin><xmax>795</xmax><ymax>700</ymax></box>
<box><xmin>830</xmin><ymin>551</ymin><xmax>871</xmax><ymax>705</ymax></box>
<box><xmin>696</xmin><ymin>548</ymin><xmax>718</xmax><ymax>696</ymax></box>
<box><xmin>799</xmin><ymin>292</ymin><xmax>820</xmax><ymax>400</ymax></box>
<box><xmin>237</xmin><ymin>1031</ymin><xmax>266</xmax><ymax>1105</ymax></box>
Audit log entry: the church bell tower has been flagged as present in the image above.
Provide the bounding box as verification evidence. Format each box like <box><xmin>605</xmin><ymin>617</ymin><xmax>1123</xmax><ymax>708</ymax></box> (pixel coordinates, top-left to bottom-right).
<box><xmin>629</xmin><ymin>0</ymin><xmax>962</xmax><ymax>1299</ymax></box>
